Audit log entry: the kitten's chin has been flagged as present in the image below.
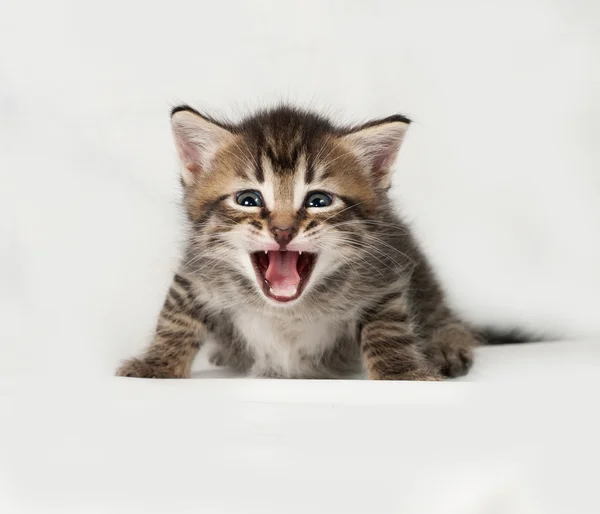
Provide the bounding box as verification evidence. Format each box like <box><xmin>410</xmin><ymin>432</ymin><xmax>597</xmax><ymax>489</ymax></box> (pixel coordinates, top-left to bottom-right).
<box><xmin>250</xmin><ymin>250</ymin><xmax>317</xmax><ymax>304</ymax></box>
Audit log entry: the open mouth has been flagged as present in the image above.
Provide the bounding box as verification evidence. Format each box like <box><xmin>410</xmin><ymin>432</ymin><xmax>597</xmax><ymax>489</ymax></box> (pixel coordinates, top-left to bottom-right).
<box><xmin>250</xmin><ymin>251</ymin><xmax>317</xmax><ymax>303</ymax></box>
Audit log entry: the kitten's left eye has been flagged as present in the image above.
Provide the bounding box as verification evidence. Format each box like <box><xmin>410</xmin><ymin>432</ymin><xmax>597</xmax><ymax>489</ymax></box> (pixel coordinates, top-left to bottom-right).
<box><xmin>305</xmin><ymin>192</ymin><xmax>333</xmax><ymax>208</ymax></box>
<box><xmin>236</xmin><ymin>190</ymin><xmax>263</xmax><ymax>208</ymax></box>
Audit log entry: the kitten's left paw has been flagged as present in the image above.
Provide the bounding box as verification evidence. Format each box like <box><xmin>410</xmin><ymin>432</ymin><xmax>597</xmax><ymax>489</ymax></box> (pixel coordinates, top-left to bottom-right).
<box><xmin>367</xmin><ymin>367</ymin><xmax>444</xmax><ymax>381</ymax></box>
<box><xmin>425</xmin><ymin>325</ymin><xmax>477</xmax><ymax>378</ymax></box>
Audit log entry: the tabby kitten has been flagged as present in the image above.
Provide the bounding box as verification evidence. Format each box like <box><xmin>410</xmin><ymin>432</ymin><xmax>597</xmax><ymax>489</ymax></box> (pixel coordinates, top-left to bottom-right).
<box><xmin>117</xmin><ymin>105</ymin><xmax>478</xmax><ymax>380</ymax></box>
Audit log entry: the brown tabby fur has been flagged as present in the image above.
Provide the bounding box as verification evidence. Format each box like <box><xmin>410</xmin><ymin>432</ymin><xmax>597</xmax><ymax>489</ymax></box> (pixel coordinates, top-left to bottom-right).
<box><xmin>117</xmin><ymin>105</ymin><xmax>479</xmax><ymax>380</ymax></box>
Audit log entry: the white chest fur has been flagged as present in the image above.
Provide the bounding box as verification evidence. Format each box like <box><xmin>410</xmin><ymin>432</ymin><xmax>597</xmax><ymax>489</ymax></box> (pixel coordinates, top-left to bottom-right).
<box><xmin>233</xmin><ymin>309</ymin><xmax>350</xmax><ymax>378</ymax></box>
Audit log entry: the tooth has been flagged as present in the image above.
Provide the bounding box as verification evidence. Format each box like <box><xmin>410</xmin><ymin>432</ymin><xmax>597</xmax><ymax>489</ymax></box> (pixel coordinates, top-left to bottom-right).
<box><xmin>299</xmin><ymin>251</ymin><xmax>302</xmax><ymax>255</ymax></box>
<box><xmin>264</xmin><ymin>250</ymin><xmax>267</xmax><ymax>254</ymax></box>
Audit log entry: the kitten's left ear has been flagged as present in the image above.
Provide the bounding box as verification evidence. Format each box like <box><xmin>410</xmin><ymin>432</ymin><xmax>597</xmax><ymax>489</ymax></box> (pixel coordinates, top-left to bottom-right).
<box><xmin>340</xmin><ymin>115</ymin><xmax>410</xmax><ymax>189</ymax></box>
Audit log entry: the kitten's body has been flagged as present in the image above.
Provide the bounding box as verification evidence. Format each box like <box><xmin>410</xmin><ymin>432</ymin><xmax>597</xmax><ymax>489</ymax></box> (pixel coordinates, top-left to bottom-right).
<box><xmin>118</xmin><ymin>105</ymin><xmax>478</xmax><ymax>380</ymax></box>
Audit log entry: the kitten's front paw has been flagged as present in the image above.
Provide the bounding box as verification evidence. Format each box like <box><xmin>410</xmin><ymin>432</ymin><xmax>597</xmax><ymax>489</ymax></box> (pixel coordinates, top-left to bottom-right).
<box><xmin>367</xmin><ymin>367</ymin><xmax>444</xmax><ymax>381</ymax></box>
<box><xmin>116</xmin><ymin>358</ymin><xmax>187</xmax><ymax>379</ymax></box>
<box><xmin>425</xmin><ymin>325</ymin><xmax>477</xmax><ymax>378</ymax></box>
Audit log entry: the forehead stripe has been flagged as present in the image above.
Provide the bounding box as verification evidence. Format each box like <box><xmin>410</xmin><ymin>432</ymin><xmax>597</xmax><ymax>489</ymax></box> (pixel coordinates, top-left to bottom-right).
<box><xmin>304</xmin><ymin>160</ymin><xmax>315</xmax><ymax>184</ymax></box>
<box><xmin>254</xmin><ymin>146</ymin><xmax>264</xmax><ymax>183</ymax></box>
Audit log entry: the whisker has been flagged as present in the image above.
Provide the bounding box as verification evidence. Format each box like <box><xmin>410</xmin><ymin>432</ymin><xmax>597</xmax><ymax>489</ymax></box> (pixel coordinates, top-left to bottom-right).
<box><xmin>321</xmin><ymin>200</ymin><xmax>368</xmax><ymax>224</ymax></box>
<box><xmin>323</xmin><ymin>232</ymin><xmax>412</xmax><ymax>272</ymax></box>
<box><xmin>319</xmin><ymin>242</ymin><xmax>388</xmax><ymax>280</ymax></box>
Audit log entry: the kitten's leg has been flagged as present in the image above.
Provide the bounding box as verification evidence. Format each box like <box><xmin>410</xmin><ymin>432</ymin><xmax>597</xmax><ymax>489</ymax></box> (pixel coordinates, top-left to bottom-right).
<box><xmin>361</xmin><ymin>293</ymin><xmax>442</xmax><ymax>381</ymax></box>
<box><xmin>409</xmin><ymin>262</ymin><xmax>479</xmax><ymax>378</ymax></box>
<box><xmin>116</xmin><ymin>274</ymin><xmax>206</xmax><ymax>378</ymax></box>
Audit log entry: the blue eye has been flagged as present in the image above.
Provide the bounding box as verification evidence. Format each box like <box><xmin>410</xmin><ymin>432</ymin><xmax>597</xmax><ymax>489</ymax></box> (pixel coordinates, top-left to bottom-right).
<box><xmin>236</xmin><ymin>190</ymin><xmax>263</xmax><ymax>208</ymax></box>
<box><xmin>305</xmin><ymin>192</ymin><xmax>333</xmax><ymax>208</ymax></box>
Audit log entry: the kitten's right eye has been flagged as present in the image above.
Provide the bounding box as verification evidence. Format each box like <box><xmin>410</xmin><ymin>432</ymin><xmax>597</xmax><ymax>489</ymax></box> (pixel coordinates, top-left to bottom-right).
<box><xmin>236</xmin><ymin>190</ymin><xmax>263</xmax><ymax>208</ymax></box>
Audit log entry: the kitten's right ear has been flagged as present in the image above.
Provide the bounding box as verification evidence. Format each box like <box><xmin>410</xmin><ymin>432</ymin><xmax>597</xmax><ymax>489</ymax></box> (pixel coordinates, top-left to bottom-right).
<box><xmin>170</xmin><ymin>106</ymin><xmax>233</xmax><ymax>185</ymax></box>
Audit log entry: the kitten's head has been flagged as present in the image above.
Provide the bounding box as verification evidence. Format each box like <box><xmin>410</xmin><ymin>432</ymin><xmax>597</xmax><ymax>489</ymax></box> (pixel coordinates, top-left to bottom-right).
<box><xmin>171</xmin><ymin>105</ymin><xmax>410</xmax><ymax>307</ymax></box>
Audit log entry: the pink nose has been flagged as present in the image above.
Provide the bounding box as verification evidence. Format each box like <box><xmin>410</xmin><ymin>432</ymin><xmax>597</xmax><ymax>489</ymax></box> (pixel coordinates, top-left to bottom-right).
<box><xmin>270</xmin><ymin>226</ymin><xmax>296</xmax><ymax>247</ymax></box>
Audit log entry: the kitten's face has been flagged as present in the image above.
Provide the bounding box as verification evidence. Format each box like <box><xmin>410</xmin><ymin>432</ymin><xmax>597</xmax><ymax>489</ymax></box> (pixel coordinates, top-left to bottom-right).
<box><xmin>171</xmin><ymin>107</ymin><xmax>409</xmax><ymax>307</ymax></box>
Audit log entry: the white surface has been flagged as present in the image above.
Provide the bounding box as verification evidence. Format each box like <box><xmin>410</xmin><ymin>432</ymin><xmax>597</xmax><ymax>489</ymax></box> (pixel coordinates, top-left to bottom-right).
<box><xmin>2</xmin><ymin>342</ymin><xmax>600</xmax><ymax>514</ymax></box>
<box><xmin>2</xmin><ymin>1</ymin><xmax>600</xmax><ymax>512</ymax></box>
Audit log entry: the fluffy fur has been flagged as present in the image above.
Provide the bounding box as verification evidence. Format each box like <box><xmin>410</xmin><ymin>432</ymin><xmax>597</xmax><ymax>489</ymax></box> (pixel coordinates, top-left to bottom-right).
<box><xmin>117</xmin><ymin>105</ymin><xmax>479</xmax><ymax>380</ymax></box>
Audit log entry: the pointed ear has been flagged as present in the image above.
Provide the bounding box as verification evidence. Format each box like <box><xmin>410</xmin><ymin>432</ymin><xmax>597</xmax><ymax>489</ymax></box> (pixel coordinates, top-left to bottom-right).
<box><xmin>170</xmin><ymin>106</ymin><xmax>233</xmax><ymax>185</ymax></box>
<box><xmin>340</xmin><ymin>115</ymin><xmax>410</xmax><ymax>188</ymax></box>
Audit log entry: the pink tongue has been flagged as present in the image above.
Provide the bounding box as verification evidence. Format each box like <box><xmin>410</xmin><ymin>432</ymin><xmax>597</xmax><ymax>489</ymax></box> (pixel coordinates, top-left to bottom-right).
<box><xmin>265</xmin><ymin>251</ymin><xmax>301</xmax><ymax>298</ymax></box>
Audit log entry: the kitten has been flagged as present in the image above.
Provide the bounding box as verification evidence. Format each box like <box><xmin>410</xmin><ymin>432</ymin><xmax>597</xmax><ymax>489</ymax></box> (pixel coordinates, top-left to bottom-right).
<box><xmin>116</xmin><ymin>105</ymin><xmax>478</xmax><ymax>380</ymax></box>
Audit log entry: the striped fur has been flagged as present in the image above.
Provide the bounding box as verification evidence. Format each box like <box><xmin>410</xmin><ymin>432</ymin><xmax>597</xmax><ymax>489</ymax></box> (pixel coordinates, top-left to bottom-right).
<box><xmin>116</xmin><ymin>105</ymin><xmax>478</xmax><ymax>380</ymax></box>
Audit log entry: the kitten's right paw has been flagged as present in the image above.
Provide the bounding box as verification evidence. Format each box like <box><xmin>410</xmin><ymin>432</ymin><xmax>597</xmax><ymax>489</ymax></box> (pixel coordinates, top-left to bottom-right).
<box><xmin>116</xmin><ymin>358</ymin><xmax>187</xmax><ymax>379</ymax></box>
